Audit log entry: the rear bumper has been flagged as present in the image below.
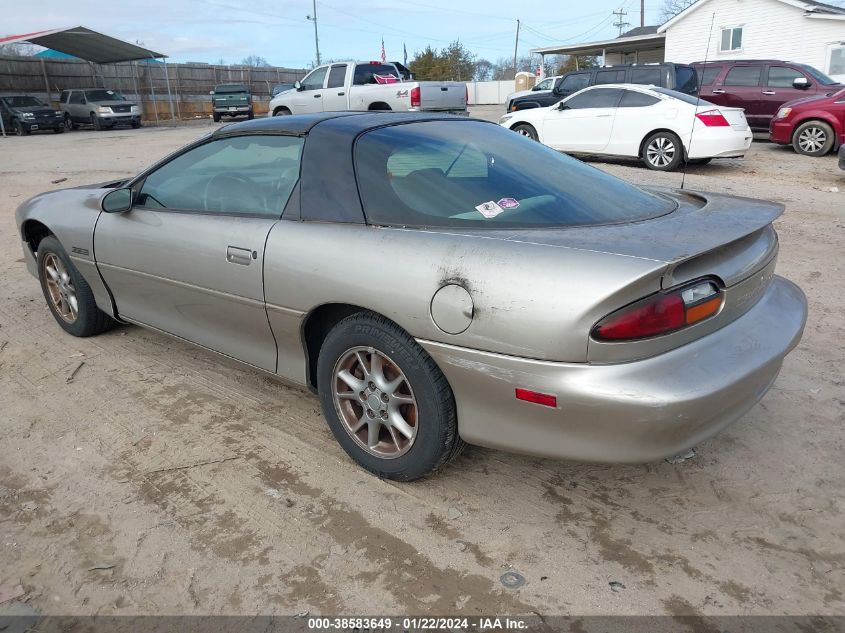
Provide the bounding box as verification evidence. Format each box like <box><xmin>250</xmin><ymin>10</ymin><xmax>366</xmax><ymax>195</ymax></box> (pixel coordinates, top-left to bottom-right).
<box><xmin>420</xmin><ymin>275</ymin><xmax>807</xmax><ymax>463</ymax></box>
<box><xmin>769</xmin><ymin>119</ymin><xmax>793</xmax><ymax>145</ymax></box>
<box><xmin>688</xmin><ymin>128</ymin><xmax>753</xmax><ymax>159</ymax></box>
<box><xmin>213</xmin><ymin>105</ymin><xmax>251</xmax><ymax>113</ymax></box>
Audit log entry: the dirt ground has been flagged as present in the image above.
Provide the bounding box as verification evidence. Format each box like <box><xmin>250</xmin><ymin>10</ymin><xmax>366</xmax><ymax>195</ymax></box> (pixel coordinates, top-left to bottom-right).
<box><xmin>0</xmin><ymin>108</ymin><xmax>843</xmax><ymax>619</ymax></box>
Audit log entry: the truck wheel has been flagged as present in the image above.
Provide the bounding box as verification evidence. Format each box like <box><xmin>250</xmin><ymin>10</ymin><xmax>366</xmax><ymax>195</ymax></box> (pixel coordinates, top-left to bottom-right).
<box><xmin>247</xmin><ymin>110</ymin><xmax>254</xmax><ymax>120</ymax></box>
<box><xmin>53</xmin><ymin>126</ymin><xmax>64</xmax><ymax>134</ymax></box>
<box><xmin>792</xmin><ymin>121</ymin><xmax>834</xmax><ymax>156</ymax></box>
<box><xmin>131</xmin><ymin>119</ymin><xmax>141</xmax><ymax>129</ymax></box>
<box><xmin>213</xmin><ymin>112</ymin><xmax>221</xmax><ymax>122</ymax></box>
<box><xmin>91</xmin><ymin>113</ymin><xmax>103</xmax><ymax>131</ymax></box>
<box><xmin>64</xmin><ymin>115</ymin><xmax>75</xmax><ymax>130</ymax></box>
<box><xmin>13</xmin><ymin>119</ymin><xmax>28</xmax><ymax>136</ymax></box>
<box><xmin>317</xmin><ymin>311</ymin><xmax>464</xmax><ymax>481</ymax></box>
<box><xmin>273</xmin><ymin>108</ymin><xmax>291</xmax><ymax>116</ymax></box>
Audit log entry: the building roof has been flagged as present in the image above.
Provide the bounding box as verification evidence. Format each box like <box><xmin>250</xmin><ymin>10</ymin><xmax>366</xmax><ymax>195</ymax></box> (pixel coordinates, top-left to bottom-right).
<box><xmin>0</xmin><ymin>26</ymin><xmax>165</xmax><ymax>62</ymax></box>
<box><xmin>658</xmin><ymin>0</ymin><xmax>845</xmax><ymax>32</ymax></box>
<box><xmin>529</xmin><ymin>29</ymin><xmax>665</xmax><ymax>57</ymax></box>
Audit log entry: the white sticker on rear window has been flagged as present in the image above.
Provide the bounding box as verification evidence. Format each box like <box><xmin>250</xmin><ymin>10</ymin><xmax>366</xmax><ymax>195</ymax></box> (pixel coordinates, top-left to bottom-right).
<box><xmin>475</xmin><ymin>200</ymin><xmax>505</xmax><ymax>218</ymax></box>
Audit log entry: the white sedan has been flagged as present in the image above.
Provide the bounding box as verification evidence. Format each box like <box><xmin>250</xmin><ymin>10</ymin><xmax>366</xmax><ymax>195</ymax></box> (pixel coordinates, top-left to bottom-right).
<box><xmin>499</xmin><ymin>84</ymin><xmax>753</xmax><ymax>171</ymax></box>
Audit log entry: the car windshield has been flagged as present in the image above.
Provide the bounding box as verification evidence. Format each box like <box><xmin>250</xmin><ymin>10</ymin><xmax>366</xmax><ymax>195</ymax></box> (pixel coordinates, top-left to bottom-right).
<box><xmin>355</xmin><ymin>120</ymin><xmax>675</xmax><ymax>229</ymax></box>
<box><xmin>794</xmin><ymin>64</ymin><xmax>838</xmax><ymax>86</ymax></box>
<box><xmin>3</xmin><ymin>96</ymin><xmax>46</xmax><ymax>107</ymax></box>
<box><xmin>86</xmin><ymin>90</ymin><xmax>125</xmax><ymax>101</ymax></box>
<box><xmin>215</xmin><ymin>84</ymin><xmax>249</xmax><ymax>93</ymax></box>
<box><xmin>652</xmin><ymin>87</ymin><xmax>716</xmax><ymax>106</ymax></box>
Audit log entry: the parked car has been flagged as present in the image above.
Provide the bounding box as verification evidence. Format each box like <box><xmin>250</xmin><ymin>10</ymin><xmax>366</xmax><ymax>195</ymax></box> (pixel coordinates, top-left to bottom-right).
<box><xmin>15</xmin><ymin>112</ymin><xmax>806</xmax><ymax>480</ymax></box>
<box><xmin>769</xmin><ymin>87</ymin><xmax>845</xmax><ymax>156</ymax></box>
<box><xmin>269</xmin><ymin>61</ymin><xmax>467</xmax><ymax>116</ymax></box>
<box><xmin>59</xmin><ymin>89</ymin><xmax>141</xmax><ymax>131</ymax></box>
<box><xmin>271</xmin><ymin>82</ymin><xmax>296</xmax><ymax>97</ymax></box>
<box><xmin>508</xmin><ymin>63</ymin><xmax>699</xmax><ymax>111</ymax></box>
<box><xmin>211</xmin><ymin>84</ymin><xmax>253</xmax><ymax>122</ymax></box>
<box><xmin>505</xmin><ymin>75</ymin><xmax>560</xmax><ymax>111</ymax></box>
<box><xmin>0</xmin><ymin>95</ymin><xmax>64</xmax><ymax>135</ymax></box>
<box><xmin>693</xmin><ymin>60</ymin><xmax>843</xmax><ymax>131</ymax></box>
<box><xmin>500</xmin><ymin>84</ymin><xmax>752</xmax><ymax>171</ymax></box>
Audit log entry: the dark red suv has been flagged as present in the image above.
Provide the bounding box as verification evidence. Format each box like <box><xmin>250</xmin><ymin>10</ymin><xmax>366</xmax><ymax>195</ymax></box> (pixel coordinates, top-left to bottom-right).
<box><xmin>693</xmin><ymin>60</ymin><xmax>842</xmax><ymax>131</ymax></box>
<box><xmin>770</xmin><ymin>88</ymin><xmax>845</xmax><ymax>156</ymax></box>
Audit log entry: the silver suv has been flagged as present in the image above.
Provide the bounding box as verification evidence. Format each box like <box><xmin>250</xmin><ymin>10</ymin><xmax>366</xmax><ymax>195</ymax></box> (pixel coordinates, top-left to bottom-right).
<box><xmin>59</xmin><ymin>89</ymin><xmax>141</xmax><ymax>131</ymax></box>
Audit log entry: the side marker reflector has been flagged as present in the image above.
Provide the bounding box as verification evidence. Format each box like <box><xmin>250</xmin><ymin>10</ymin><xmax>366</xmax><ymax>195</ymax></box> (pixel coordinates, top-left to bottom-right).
<box><xmin>515</xmin><ymin>388</ymin><xmax>557</xmax><ymax>408</ymax></box>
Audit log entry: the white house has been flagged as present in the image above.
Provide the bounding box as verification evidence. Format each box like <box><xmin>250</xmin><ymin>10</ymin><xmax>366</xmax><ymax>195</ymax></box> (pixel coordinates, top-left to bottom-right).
<box><xmin>659</xmin><ymin>0</ymin><xmax>845</xmax><ymax>82</ymax></box>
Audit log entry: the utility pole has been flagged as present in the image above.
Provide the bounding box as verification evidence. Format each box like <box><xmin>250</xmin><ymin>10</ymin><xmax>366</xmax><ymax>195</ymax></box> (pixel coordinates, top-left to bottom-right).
<box><xmin>306</xmin><ymin>0</ymin><xmax>321</xmax><ymax>66</ymax></box>
<box><xmin>612</xmin><ymin>8</ymin><xmax>630</xmax><ymax>36</ymax></box>
<box><xmin>641</xmin><ymin>0</ymin><xmax>645</xmax><ymax>27</ymax></box>
<box><xmin>512</xmin><ymin>19</ymin><xmax>520</xmax><ymax>80</ymax></box>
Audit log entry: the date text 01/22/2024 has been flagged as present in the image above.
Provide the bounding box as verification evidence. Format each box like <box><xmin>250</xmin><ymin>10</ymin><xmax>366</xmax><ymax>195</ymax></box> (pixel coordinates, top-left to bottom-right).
<box><xmin>306</xmin><ymin>616</ymin><xmax>529</xmax><ymax>630</ymax></box>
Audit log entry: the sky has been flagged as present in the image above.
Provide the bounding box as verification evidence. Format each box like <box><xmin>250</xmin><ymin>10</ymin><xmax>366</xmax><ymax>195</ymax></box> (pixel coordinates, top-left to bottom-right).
<box><xmin>3</xmin><ymin>0</ymin><xmax>666</xmax><ymax>69</ymax></box>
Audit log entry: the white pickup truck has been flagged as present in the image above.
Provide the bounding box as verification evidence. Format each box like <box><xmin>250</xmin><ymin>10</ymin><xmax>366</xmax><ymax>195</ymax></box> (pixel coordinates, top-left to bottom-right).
<box><xmin>269</xmin><ymin>61</ymin><xmax>468</xmax><ymax>116</ymax></box>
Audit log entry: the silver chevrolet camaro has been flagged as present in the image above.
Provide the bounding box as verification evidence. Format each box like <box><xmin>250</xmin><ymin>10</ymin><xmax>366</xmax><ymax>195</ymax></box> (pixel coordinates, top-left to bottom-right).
<box><xmin>16</xmin><ymin>112</ymin><xmax>807</xmax><ymax>480</ymax></box>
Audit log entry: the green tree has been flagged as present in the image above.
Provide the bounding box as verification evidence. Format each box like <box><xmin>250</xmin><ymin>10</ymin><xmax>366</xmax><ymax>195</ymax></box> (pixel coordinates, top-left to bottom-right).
<box><xmin>409</xmin><ymin>41</ymin><xmax>475</xmax><ymax>81</ymax></box>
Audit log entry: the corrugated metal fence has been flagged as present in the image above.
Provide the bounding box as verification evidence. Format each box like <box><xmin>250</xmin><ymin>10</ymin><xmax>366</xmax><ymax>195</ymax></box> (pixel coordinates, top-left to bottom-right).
<box><xmin>0</xmin><ymin>55</ymin><xmax>307</xmax><ymax>120</ymax></box>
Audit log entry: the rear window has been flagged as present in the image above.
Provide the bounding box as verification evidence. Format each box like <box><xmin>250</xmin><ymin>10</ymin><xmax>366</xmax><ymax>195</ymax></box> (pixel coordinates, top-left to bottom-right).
<box><xmin>696</xmin><ymin>65</ymin><xmax>722</xmax><ymax>86</ymax></box>
<box><xmin>674</xmin><ymin>66</ymin><xmax>699</xmax><ymax>94</ymax></box>
<box><xmin>652</xmin><ymin>87</ymin><xmax>715</xmax><ymax>106</ymax></box>
<box><xmin>354</xmin><ymin>63</ymin><xmax>399</xmax><ymax>85</ymax></box>
<box><xmin>630</xmin><ymin>67</ymin><xmax>663</xmax><ymax>86</ymax></box>
<box><xmin>354</xmin><ymin>121</ymin><xmax>674</xmax><ymax>229</ymax></box>
<box><xmin>594</xmin><ymin>70</ymin><xmax>625</xmax><ymax>84</ymax></box>
<box><xmin>619</xmin><ymin>90</ymin><xmax>660</xmax><ymax>107</ymax></box>
<box><xmin>215</xmin><ymin>84</ymin><xmax>249</xmax><ymax>93</ymax></box>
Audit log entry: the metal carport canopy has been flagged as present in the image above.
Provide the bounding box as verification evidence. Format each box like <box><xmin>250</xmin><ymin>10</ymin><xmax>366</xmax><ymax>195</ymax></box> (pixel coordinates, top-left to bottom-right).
<box><xmin>0</xmin><ymin>26</ymin><xmax>165</xmax><ymax>63</ymax></box>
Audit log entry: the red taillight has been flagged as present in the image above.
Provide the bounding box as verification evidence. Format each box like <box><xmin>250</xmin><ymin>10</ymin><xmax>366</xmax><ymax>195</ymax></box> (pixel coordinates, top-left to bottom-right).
<box><xmin>515</xmin><ymin>388</ymin><xmax>558</xmax><ymax>408</ymax></box>
<box><xmin>410</xmin><ymin>86</ymin><xmax>421</xmax><ymax>108</ymax></box>
<box><xmin>592</xmin><ymin>280</ymin><xmax>723</xmax><ymax>342</ymax></box>
<box><xmin>695</xmin><ymin>109</ymin><xmax>730</xmax><ymax>127</ymax></box>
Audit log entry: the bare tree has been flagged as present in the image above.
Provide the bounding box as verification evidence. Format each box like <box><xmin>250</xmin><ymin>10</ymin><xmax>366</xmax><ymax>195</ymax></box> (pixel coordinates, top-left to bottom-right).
<box><xmin>659</xmin><ymin>0</ymin><xmax>697</xmax><ymax>22</ymax></box>
<box><xmin>241</xmin><ymin>55</ymin><xmax>270</xmax><ymax>67</ymax></box>
<box><xmin>0</xmin><ymin>42</ymin><xmax>38</xmax><ymax>56</ymax></box>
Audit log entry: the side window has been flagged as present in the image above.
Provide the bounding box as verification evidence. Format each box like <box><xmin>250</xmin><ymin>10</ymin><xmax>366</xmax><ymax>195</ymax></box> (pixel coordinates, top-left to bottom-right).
<box><xmin>301</xmin><ymin>67</ymin><xmax>327</xmax><ymax>91</ymax></box>
<box><xmin>594</xmin><ymin>70</ymin><xmax>625</xmax><ymax>85</ymax></box>
<box><xmin>327</xmin><ymin>65</ymin><xmax>347</xmax><ymax>89</ymax></box>
<box><xmin>59</xmin><ymin>91</ymin><xmax>69</xmax><ymax>104</ymax></box>
<box><xmin>697</xmin><ymin>65</ymin><xmax>722</xmax><ymax>86</ymax></box>
<box><xmin>559</xmin><ymin>73</ymin><xmax>590</xmax><ymax>93</ymax></box>
<box><xmin>535</xmin><ymin>78</ymin><xmax>552</xmax><ymax>90</ymax></box>
<box><xmin>830</xmin><ymin>46</ymin><xmax>845</xmax><ymax>77</ymax></box>
<box><xmin>619</xmin><ymin>90</ymin><xmax>660</xmax><ymax>107</ymax></box>
<box><xmin>564</xmin><ymin>88</ymin><xmax>623</xmax><ymax>110</ymax></box>
<box><xmin>69</xmin><ymin>92</ymin><xmax>85</xmax><ymax>105</ymax></box>
<box><xmin>674</xmin><ymin>66</ymin><xmax>698</xmax><ymax>94</ymax></box>
<box><xmin>724</xmin><ymin>66</ymin><xmax>761</xmax><ymax>86</ymax></box>
<box><xmin>137</xmin><ymin>135</ymin><xmax>305</xmax><ymax>217</ymax></box>
<box><xmin>720</xmin><ymin>27</ymin><xmax>743</xmax><ymax>52</ymax></box>
<box><xmin>630</xmin><ymin>67</ymin><xmax>663</xmax><ymax>86</ymax></box>
<box><xmin>767</xmin><ymin>66</ymin><xmax>807</xmax><ymax>88</ymax></box>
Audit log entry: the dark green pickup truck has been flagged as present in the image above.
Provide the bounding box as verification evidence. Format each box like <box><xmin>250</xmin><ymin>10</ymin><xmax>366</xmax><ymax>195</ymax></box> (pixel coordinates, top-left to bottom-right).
<box><xmin>210</xmin><ymin>84</ymin><xmax>253</xmax><ymax>122</ymax></box>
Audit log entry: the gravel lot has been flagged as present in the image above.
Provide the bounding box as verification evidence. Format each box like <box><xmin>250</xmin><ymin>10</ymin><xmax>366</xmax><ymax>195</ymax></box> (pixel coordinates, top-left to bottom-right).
<box><xmin>1</xmin><ymin>109</ymin><xmax>843</xmax><ymax>618</ymax></box>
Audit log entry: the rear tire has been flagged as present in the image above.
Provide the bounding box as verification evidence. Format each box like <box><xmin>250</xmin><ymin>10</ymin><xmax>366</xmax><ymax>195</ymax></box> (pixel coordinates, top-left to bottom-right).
<box><xmin>316</xmin><ymin>311</ymin><xmax>464</xmax><ymax>481</ymax></box>
<box><xmin>53</xmin><ymin>126</ymin><xmax>64</xmax><ymax>134</ymax></box>
<box><xmin>247</xmin><ymin>110</ymin><xmax>254</xmax><ymax>120</ymax></box>
<box><xmin>792</xmin><ymin>120</ymin><xmax>834</xmax><ymax>156</ymax></box>
<box><xmin>131</xmin><ymin>120</ymin><xmax>141</xmax><ymax>129</ymax></box>
<box><xmin>212</xmin><ymin>112</ymin><xmax>221</xmax><ymax>122</ymax></box>
<box><xmin>512</xmin><ymin>123</ymin><xmax>538</xmax><ymax>141</ymax></box>
<box><xmin>642</xmin><ymin>131</ymin><xmax>683</xmax><ymax>171</ymax></box>
<box><xmin>36</xmin><ymin>236</ymin><xmax>115</xmax><ymax>337</ymax></box>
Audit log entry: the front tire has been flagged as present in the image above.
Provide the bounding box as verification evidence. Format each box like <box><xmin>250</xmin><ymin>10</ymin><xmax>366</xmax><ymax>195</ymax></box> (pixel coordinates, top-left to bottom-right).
<box><xmin>512</xmin><ymin>123</ymin><xmax>538</xmax><ymax>141</ymax></box>
<box><xmin>316</xmin><ymin>312</ymin><xmax>464</xmax><ymax>481</ymax></box>
<box><xmin>273</xmin><ymin>108</ymin><xmax>291</xmax><ymax>116</ymax></box>
<box><xmin>37</xmin><ymin>236</ymin><xmax>114</xmax><ymax>337</ymax></box>
<box><xmin>13</xmin><ymin>120</ymin><xmax>28</xmax><ymax>136</ymax></box>
<box><xmin>643</xmin><ymin>131</ymin><xmax>683</xmax><ymax>171</ymax></box>
<box><xmin>91</xmin><ymin>113</ymin><xmax>103</xmax><ymax>131</ymax></box>
<box><xmin>792</xmin><ymin>121</ymin><xmax>834</xmax><ymax>156</ymax></box>
<box><xmin>53</xmin><ymin>126</ymin><xmax>64</xmax><ymax>134</ymax></box>
<box><xmin>212</xmin><ymin>112</ymin><xmax>221</xmax><ymax>122</ymax></box>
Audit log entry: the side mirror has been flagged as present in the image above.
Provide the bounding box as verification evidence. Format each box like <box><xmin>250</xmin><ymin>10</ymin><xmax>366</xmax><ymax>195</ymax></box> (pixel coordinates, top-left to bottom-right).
<box><xmin>294</xmin><ymin>80</ymin><xmax>303</xmax><ymax>91</ymax></box>
<box><xmin>793</xmin><ymin>77</ymin><xmax>810</xmax><ymax>90</ymax></box>
<box><xmin>102</xmin><ymin>188</ymin><xmax>133</xmax><ymax>213</ymax></box>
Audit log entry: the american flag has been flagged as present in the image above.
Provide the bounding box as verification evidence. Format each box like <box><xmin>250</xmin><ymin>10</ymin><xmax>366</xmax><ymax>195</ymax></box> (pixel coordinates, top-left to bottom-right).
<box><xmin>380</xmin><ymin>38</ymin><xmax>386</xmax><ymax>63</ymax></box>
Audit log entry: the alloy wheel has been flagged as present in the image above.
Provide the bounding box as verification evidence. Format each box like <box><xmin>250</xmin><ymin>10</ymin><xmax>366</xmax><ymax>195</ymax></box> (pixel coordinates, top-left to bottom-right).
<box><xmin>43</xmin><ymin>253</ymin><xmax>78</xmax><ymax>323</ymax></box>
<box><xmin>798</xmin><ymin>127</ymin><xmax>826</xmax><ymax>154</ymax></box>
<box><xmin>646</xmin><ymin>136</ymin><xmax>675</xmax><ymax>168</ymax></box>
<box><xmin>516</xmin><ymin>128</ymin><xmax>532</xmax><ymax>137</ymax></box>
<box><xmin>331</xmin><ymin>346</ymin><xmax>418</xmax><ymax>459</ymax></box>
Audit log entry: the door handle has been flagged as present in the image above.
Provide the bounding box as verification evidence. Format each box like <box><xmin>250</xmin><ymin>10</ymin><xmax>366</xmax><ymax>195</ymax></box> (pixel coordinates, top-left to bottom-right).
<box><xmin>711</xmin><ymin>89</ymin><xmax>725</xmax><ymax>94</ymax></box>
<box><xmin>314</xmin><ymin>94</ymin><xmax>322</xmax><ymax>98</ymax></box>
<box><xmin>762</xmin><ymin>90</ymin><xmax>776</xmax><ymax>95</ymax></box>
<box><xmin>596</xmin><ymin>113</ymin><xmax>612</xmax><ymax>117</ymax></box>
<box><xmin>337</xmin><ymin>91</ymin><xmax>345</xmax><ymax>96</ymax></box>
<box><xmin>226</xmin><ymin>246</ymin><xmax>254</xmax><ymax>266</ymax></box>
